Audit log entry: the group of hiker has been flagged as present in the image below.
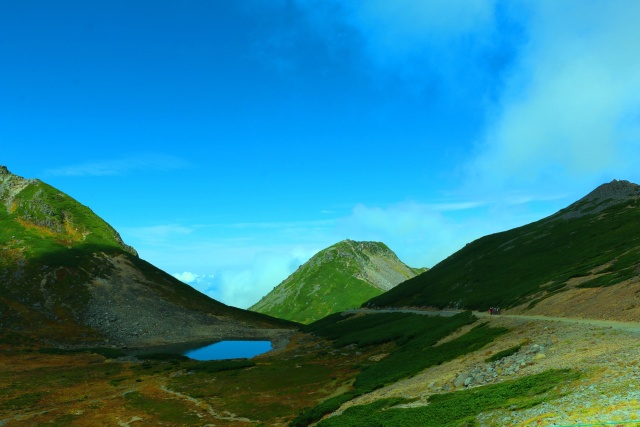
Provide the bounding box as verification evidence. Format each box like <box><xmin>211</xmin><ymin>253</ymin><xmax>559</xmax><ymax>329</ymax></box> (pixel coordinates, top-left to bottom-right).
<box><xmin>489</xmin><ymin>307</ymin><xmax>501</xmax><ymax>315</ymax></box>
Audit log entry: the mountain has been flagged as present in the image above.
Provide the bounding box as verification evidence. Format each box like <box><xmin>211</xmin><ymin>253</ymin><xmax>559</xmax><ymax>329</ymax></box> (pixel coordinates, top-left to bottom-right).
<box><xmin>0</xmin><ymin>166</ymin><xmax>294</xmax><ymax>347</ymax></box>
<box><xmin>365</xmin><ymin>179</ymin><xmax>640</xmax><ymax>314</ymax></box>
<box><xmin>250</xmin><ymin>239</ymin><xmax>426</xmax><ymax>323</ymax></box>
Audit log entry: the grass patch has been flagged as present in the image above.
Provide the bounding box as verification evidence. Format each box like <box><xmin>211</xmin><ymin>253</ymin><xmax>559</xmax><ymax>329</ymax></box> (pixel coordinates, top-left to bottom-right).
<box><xmin>1</xmin><ymin>391</ymin><xmax>48</xmax><ymax>411</ymax></box>
<box><xmin>316</xmin><ymin>369</ymin><xmax>579</xmax><ymax>427</ymax></box>
<box><xmin>355</xmin><ymin>322</ymin><xmax>506</xmax><ymax>392</ymax></box>
<box><xmin>186</xmin><ymin>359</ymin><xmax>256</xmax><ymax>374</ymax></box>
<box><xmin>168</xmin><ymin>348</ymin><xmax>344</xmax><ymax>423</ymax></box>
<box><xmin>124</xmin><ymin>391</ymin><xmax>202</xmax><ymax>424</ymax></box>
<box><xmin>136</xmin><ymin>352</ymin><xmax>191</xmax><ymax>362</ymax></box>
<box><xmin>485</xmin><ymin>343</ymin><xmax>522</xmax><ymax>363</ymax></box>
<box><xmin>38</xmin><ymin>347</ymin><xmax>126</xmax><ymax>359</ymax></box>
<box><xmin>291</xmin><ymin>312</ymin><xmax>508</xmax><ymax>426</ymax></box>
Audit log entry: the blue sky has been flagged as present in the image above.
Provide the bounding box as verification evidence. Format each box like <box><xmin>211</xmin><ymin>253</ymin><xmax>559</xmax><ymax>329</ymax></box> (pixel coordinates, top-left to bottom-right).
<box><xmin>3</xmin><ymin>1</ymin><xmax>640</xmax><ymax>308</ymax></box>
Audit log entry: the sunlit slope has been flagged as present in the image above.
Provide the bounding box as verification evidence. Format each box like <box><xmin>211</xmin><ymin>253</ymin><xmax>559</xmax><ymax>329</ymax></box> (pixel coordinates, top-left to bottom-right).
<box><xmin>250</xmin><ymin>239</ymin><xmax>426</xmax><ymax>323</ymax></box>
<box><xmin>365</xmin><ymin>180</ymin><xmax>640</xmax><ymax>311</ymax></box>
<box><xmin>0</xmin><ymin>166</ymin><xmax>294</xmax><ymax>346</ymax></box>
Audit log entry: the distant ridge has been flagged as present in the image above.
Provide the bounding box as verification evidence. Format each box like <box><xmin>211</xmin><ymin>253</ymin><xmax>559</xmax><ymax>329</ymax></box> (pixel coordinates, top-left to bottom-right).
<box><xmin>250</xmin><ymin>239</ymin><xmax>426</xmax><ymax>323</ymax></box>
<box><xmin>365</xmin><ymin>179</ymin><xmax>640</xmax><ymax>318</ymax></box>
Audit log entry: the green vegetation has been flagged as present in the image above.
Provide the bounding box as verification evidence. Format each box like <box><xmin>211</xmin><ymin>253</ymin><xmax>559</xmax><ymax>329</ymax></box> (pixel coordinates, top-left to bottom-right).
<box><xmin>167</xmin><ymin>346</ymin><xmax>348</xmax><ymax>423</ymax></box>
<box><xmin>186</xmin><ymin>359</ymin><xmax>256</xmax><ymax>373</ymax></box>
<box><xmin>38</xmin><ymin>347</ymin><xmax>127</xmax><ymax>359</ymax></box>
<box><xmin>250</xmin><ymin>240</ymin><xmax>424</xmax><ymax>324</ymax></box>
<box><xmin>291</xmin><ymin>312</ymin><xmax>508</xmax><ymax>426</ymax></box>
<box><xmin>356</xmin><ymin>322</ymin><xmax>506</xmax><ymax>392</ymax></box>
<box><xmin>0</xmin><ymin>356</ymin><xmax>124</xmax><ymax>414</ymax></box>
<box><xmin>366</xmin><ymin>198</ymin><xmax>640</xmax><ymax>310</ymax></box>
<box><xmin>135</xmin><ymin>352</ymin><xmax>191</xmax><ymax>362</ymax></box>
<box><xmin>485</xmin><ymin>343</ymin><xmax>523</xmax><ymax>363</ymax></box>
<box><xmin>263</xmin><ymin>260</ymin><xmax>382</xmax><ymax>324</ymax></box>
<box><xmin>124</xmin><ymin>391</ymin><xmax>203</xmax><ymax>424</ymax></box>
<box><xmin>316</xmin><ymin>369</ymin><xmax>580</xmax><ymax>427</ymax></box>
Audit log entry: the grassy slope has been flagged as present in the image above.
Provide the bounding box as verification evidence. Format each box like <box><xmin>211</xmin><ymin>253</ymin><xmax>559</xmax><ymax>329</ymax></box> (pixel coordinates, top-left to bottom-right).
<box><xmin>251</xmin><ymin>241</ymin><xmax>422</xmax><ymax>324</ymax></box>
<box><xmin>366</xmin><ymin>198</ymin><xmax>640</xmax><ymax>310</ymax></box>
<box><xmin>254</xmin><ymin>257</ymin><xmax>383</xmax><ymax>324</ymax></box>
<box><xmin>316</xmin><ymin>369</ymin><xmax>579</xmax><ymax>427</ymax></box>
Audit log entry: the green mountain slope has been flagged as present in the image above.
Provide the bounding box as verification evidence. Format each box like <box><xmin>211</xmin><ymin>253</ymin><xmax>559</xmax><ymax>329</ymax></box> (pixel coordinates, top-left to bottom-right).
<box><xmin>365</xmin><ymin>179</ymin><xmax>640</xmax><ymax>311</ymax></box>
<box><xmin>0</xmin><ymin>166</ymin><xmax>294</xmax><ymax>346</ymax></box>
<box><xmin>249</xmin><ymin>239</ymin><xmax>426</xmax><ymax>323</ymax></box>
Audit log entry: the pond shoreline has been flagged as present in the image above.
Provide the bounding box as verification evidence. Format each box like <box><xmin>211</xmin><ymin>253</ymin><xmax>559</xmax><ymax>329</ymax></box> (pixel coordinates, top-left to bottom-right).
<box><xmin>123</xmin><ymin>328</ymin><xmax>295</xmax><ymax>358</ymax></box>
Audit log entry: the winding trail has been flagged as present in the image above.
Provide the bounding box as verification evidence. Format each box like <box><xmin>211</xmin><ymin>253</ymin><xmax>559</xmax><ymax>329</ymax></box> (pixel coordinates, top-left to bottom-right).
<box><xmin>348</xmin><ymin>307</ymin><xmax>640</xmax><ymax>333</ymax></box>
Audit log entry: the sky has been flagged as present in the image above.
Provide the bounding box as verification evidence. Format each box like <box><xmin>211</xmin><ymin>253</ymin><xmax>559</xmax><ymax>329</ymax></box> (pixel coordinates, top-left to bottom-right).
<box><xmin>2</xmin><ymin>1</ymin><xmax>640</xmax><ymax>309</ymax></box>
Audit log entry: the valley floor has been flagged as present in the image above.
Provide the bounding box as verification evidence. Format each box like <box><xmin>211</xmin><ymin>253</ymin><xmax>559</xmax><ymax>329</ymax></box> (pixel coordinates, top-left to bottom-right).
<box><xmin>3</xmin><ymin>312</ymin><xmax>640</xmax><ymax>426</ymax></box>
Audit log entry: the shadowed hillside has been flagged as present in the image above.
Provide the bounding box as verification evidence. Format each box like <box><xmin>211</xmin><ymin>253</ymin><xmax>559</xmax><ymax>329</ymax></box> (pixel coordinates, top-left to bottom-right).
<box><xmin>0</xmin><ymin>166</ymin><xmax>295</xmax><ymax>346</ymax></box>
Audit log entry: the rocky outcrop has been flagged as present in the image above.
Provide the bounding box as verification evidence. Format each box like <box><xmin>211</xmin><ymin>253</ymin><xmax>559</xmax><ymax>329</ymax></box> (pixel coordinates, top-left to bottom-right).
<box><xmin>444</xmin><ymin>342</ymin><xmax>549</xmax><ymax>392</ymax></box>
<box><xmin>0</xmin><ymin>166</ymin><xmax>34</xmax><ymax>213</ymax></box>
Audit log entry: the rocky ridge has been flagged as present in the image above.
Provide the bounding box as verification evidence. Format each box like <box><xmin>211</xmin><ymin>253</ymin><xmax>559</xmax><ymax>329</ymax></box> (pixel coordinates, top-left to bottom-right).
<box><xmin>555</xmin><ymin>179</ymin><xmax>640</xmax><ymax>220</ymax></box>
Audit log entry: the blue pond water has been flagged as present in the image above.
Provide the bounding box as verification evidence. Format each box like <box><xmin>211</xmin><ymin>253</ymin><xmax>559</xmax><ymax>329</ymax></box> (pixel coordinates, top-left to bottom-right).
<box><xmin>183</xmin><ymin>340</ymin><xmax>272</xmax><ymax>361</ymax></box>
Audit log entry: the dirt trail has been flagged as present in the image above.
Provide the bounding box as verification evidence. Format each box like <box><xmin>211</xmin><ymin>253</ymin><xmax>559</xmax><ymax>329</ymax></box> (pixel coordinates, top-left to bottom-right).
<box><xmin>352</xmin><ymin>307</ymin><xmax>640</xmax><ymax>333</ymax></box>
<box><xmin>474</xmin><ymin>311</ymin><xmax>640</xmax><ymax>334</ymax></box>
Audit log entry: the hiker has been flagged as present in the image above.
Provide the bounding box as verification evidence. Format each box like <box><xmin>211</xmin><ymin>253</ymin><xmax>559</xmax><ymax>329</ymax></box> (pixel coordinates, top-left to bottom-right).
<box><xmin>489</xmin><ymin>307</ymin><xmax>494</xmax><ymax>315</ymax></box>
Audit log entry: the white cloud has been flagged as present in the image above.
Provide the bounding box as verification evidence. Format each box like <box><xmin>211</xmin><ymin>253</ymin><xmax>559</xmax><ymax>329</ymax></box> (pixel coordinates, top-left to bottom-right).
<box><xmin>45</xmin><ymin>153</ymin><xmax>189</xmax><ymax>176</ymax></box>
<box><xmin>291</xmin><ymin>0</ymin><xmax>503</xmax><ymax>97</ymax></box>
<box><xmin>337</xmin><ymin>202</ymin><xmax>474</xmax><ymax>268</ymax></box>
<box><xmin>469</xmin><ymin>1</ymin><xmax>640</xmax><ymax>192</ymax></box>
<box><xmin>173</xmin><ymin>271</ymin><xmax>206</xmax><ymax>283</ymax></box>
<box><xmin>293</xmin><ymin>0</ymin><xmax>640</xmax><ymax>194</ymax></box>
<box><xmin>345</xmin><ymin>0</ymin><xmax>495</xmax><ymax>54</ymax></box>
<box><xmin>169</xmin><ymin>246</ymin><xmax>320</xmax><ymax>309</ymax></box>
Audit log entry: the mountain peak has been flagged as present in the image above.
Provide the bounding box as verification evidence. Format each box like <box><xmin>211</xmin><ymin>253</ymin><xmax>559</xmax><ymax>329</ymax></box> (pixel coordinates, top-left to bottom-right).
<box><xmin>583</xmin><ymin>179</ymin><xmax>640</xmax><ymax>201</ymax></box>
<box><xmin>0</xmin><ymin>165</ymin><xmax>10</xmax><ymax>175</ymax></box>
<box><xmin>556</xmin><ymin>179</ymin><xmax>640</xmax><ymax>220</ymax></box>
<box><xmin>250</xmin><ymin>239</ymin><xmax>426</xmax><ymax>323</ymax></box>
<box><xmin>334</xmin><ymin>239</ymin><xmax>393</xmax><ymax>254</ymax></box>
